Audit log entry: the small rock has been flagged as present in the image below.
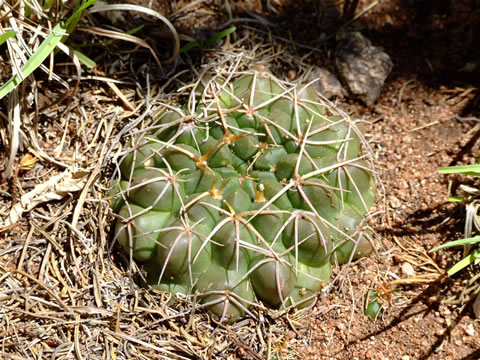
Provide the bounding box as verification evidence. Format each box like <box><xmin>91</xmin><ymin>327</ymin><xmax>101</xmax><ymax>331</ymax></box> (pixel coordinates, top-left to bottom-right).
<box><xmin>392</xmin><ymin>255</ymin><xmax>402</xmax><ymax>265</ymax></box>
<box><xmin>402</xmin><ymin>356</ymin><xmax>410</xmax><ymax>360</ymax></box>
<box><xmin>335</xmin><ymin>31</ymin><xmax>393</xmax><ymax>105</ymax></box>
<box><xmin>286</xmin><ymin>330</ymin><xmax>296</xmax><ymax>339</ymax></box>
<box><xmin>473</xmin><ymin>292</ymin><xmax>480</xmax><ymax>318</ymax></box>
<box><xmin>389</xmin><ymin>195</ymin><xmax>402</xmax><ymax>209</ymax></box>
<box><xmin>307</xmin><ymin>67</ymin><xmax>344</xmax><ymax>99</ymax></box>
<box><xmin>287</xmin><ymin>69</ymin><xmax>297</xmax><ymax>81</ymax></box>
<box><xmin>459</xmin><ymin>62</ymin><xmax>477</xmax><ymax>72</ymax></box>
<box><xmin>401</xmin><ymin>262</ymin><xmax>415</xmax><ymax>277</ymax></box>
<box><xmin>465</xmin><ymin>323</ymin><xmax>475</xmax><ymax>336</ymax></box>
<box><xmin>365</xmin><ymin>349</ymin><xmax>375</xmax><ymax>359</ymax></box>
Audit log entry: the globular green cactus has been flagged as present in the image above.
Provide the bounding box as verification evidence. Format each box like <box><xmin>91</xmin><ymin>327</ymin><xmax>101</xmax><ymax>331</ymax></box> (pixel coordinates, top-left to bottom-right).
<box><xmin>111</xmin><ymin>67</ymin><xmax>377</xmax><ymax>322</ymax></box>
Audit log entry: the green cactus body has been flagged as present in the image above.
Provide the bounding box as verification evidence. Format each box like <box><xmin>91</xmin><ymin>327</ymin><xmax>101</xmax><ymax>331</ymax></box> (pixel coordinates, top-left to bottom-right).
<box><xmin>249</xmin><ymin>244</ymin><xmax>297</xmax><ymax>307</ymax></box>
<box><xmin>111</xmin><ymin>68</ymin><xmax>377</xmax><ymax>322</ymax></box>
<box><xmin>283</xmin><ymin>213</ymin><xmax>333</xmax><ymax>267</ymax></box>
<box><xmin>285</xmin><ymin>261</ymin><xmax>331</xmax><ymax>309</ymax></box>
<box><xmin>331</xmin><ymin>204</ymin><xmax>374</xmax><ymax>265</ymax></box>
<box><xmin>195</xmin><ymin>261</ymin><xmax>255</xmax><ymax>323</ymax></box>
<box><xmin>116</xmin><ymin>204</ymin><xmax>171</xmax><ymax>262</ymax></box>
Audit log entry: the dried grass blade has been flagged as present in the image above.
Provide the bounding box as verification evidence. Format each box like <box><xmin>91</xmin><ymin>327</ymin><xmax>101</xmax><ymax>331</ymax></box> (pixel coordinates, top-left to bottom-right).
<box><xmin>3</xmin><ymin>88</ymin><xmax>20</xmax><ymax>179</ymax></box>
<box><xmin>104</xmin><ymin>329</ymin><xmax>191</xmax><ymax>359</ymax></box>
<box><xmin>71</xmin><ymin>119</ymin><xmax>114</xmax><ymax>228</ymax></box>
<box><xmin>14</xmin><ymin>269</ymin><xmax>73</xmax><ymax>312</ymax></box>
<box><xmin>88</xmin><ymin>3</ymin><xmax>180</xmax><ymax>64</ymax></box>
<box><xmin>106</xmin><ymin>82</ymin><xmax>136</xmax><ymax>112</ymax></box>
<box><xmin>77</xmin><ymin>25</ymin><xmax>163</xmax><ymax>69</ymax></box>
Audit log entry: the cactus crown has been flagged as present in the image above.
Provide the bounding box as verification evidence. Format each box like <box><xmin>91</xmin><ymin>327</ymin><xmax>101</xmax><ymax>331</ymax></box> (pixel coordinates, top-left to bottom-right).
<box><xmin>111</xmin><ymin>67</ymin><xmax>377</xmax><ymax>322</ymax></box>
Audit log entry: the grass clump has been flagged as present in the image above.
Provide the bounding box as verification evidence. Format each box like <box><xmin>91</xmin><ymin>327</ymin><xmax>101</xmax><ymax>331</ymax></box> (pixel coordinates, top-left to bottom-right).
<box><xmin>432</xmin><ymin>163</ymin><xmax>480</xmax><ymax>317</ymax></box>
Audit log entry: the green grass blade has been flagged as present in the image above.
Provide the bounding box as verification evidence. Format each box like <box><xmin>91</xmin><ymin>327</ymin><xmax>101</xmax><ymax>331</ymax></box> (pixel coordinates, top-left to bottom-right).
<box><xmin>180</xmin><ymin>41</ymin><xmax>201</xmax><ymax>53</ymax></box>
<box><xmin>69</xmin><ymin>47</ymin><xmax>96</xmax><ymax>68</ymax></box>
<box><xmin>0</xmin><ymin>31</ymin><xmax>16</xmax><ymax>46</ymax></box>
<box><xmin>0</xmin><ymin>23</ymin><xmax>67</xmax><ymax>100</ymax></box>
<box><xmin>204</xmin><ymin>26</ymin><xmax>236</xmax><ymax>47</ymax></box>
<box><xmin>181</xmin><ymin>26</ymin><xmax>236</xmax><ymax>53</ymax></box>
<box><xmin>44</xmin><ymin>0</ymin><xmax>55</xmax><ymax>10</ymax></box>
<box><xmin>65</xmin><ymin>0</ymin><xmax>97</xmax><ymax>33</ymax></box>
<box><xmin>447</xmin><ymin>248</ymin><xmax>480</xmax><ymax>275</ymax></box>
<box><xmin>448</xmin><ymin>196</ymin><xmax>465</xmax><ymax>203</ymax></box>
<box><xmin>127</xmin><ymin>25</ymin><xmax>144</xmax><ymax>35</ymax></box>
<box><xmin>439</xmin><ymin>164</ymin><xmax>480</xmax><ymax>175</ymax></box>
<box><xmin>431</xmin><ymin>235</ymin><xmax>480</xmax><ymax>252</ymax></box>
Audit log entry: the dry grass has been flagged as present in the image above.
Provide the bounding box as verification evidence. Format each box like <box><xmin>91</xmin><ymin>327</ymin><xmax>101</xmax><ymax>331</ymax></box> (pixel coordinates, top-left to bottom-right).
<box><xmin>0</xmin><ymin>1</ymin><xmax>395</xmax><ymax>358</ymax></box>
<box><xmin>0</xmin><ymin>9</ymin><xmax>331</xmax><ymax>360</ymax></box>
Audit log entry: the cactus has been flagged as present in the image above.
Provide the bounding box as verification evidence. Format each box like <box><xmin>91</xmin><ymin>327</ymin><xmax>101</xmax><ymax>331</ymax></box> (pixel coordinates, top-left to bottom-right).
<box><xmin>111</xmin><ymin>67</ymin><xmax>377</xmax><ymax>322</ymax></box>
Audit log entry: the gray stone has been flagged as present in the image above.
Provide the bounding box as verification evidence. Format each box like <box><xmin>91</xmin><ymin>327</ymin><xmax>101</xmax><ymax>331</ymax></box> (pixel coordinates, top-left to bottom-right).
<box><xmin>335</xmin><ymin>31</ymin><xmax>393</xmax><ymax>105</ymax></box>
<box><xmin>474</xmin><ymin>292</ymin><xmax>480</xmax><ymax>318</ymax></box>
<box><xmin>307</xmin><ymin>67</ymin><xmax>345</xmax><ymax>99</ymax></box>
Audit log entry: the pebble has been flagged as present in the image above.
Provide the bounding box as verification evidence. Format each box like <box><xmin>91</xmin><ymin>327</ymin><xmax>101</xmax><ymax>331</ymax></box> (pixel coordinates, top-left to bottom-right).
<box><xmin>335</xmin><ymin>31</ymin><xmax>393</xmax><ymax>105</ymax></box>
<box><xmin>401</xmin><ymin>262</ymin><xmax>415</xmax><ymax>276</ymax></box>
<box><xmin>389</xmin><ymin>195</ymin><xmax>402</xmax><ymax>209</ymax></box>
<box><xmin>402</xmin><ymin>356</ymin><xmax>410</xmax><ymax>360</ymax></box>
<box><xmin>287</xmin><ymin>330</ymin><xmax>296</xmax><ymax>339</ymax></box>
<box><xmin>365</xmin><ymin>349</ymin><xmax>375</xmax><ymax>358</ymax></box>
<box><xmin>465</xmin><ymin>323</ymin><xmax>475</xmax><ymax>336</ymax></box>
<box><xmin>473</xmin><ymin>292</ymin><xmax>480</xmax><ymax>318</ymax></box>
<box><xmin>287</xmin><ymin>69</ymin><xmax>297</xmax><ymax>81</ymax></box>
<box><xmin>392</xmin><ymin>255</ymin><xmax>402</xmax><ymax>265</ymax></box>
<box><xmin>307</xmin><ymin>67</ymin><xmax>344</xmax><ymax>99</ymax></box>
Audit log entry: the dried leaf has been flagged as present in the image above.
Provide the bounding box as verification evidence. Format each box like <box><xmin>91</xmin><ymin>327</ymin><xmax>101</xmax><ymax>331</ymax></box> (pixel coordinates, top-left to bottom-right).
<box><xmin>19</xmin><ymin>153</ymin><xmax>38</xmax><ymax>171</ymax></box>
<box><xmin>4</xmin><ymin>170</ymin><xmax>88</xmax><ymax>226</ymax></box>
